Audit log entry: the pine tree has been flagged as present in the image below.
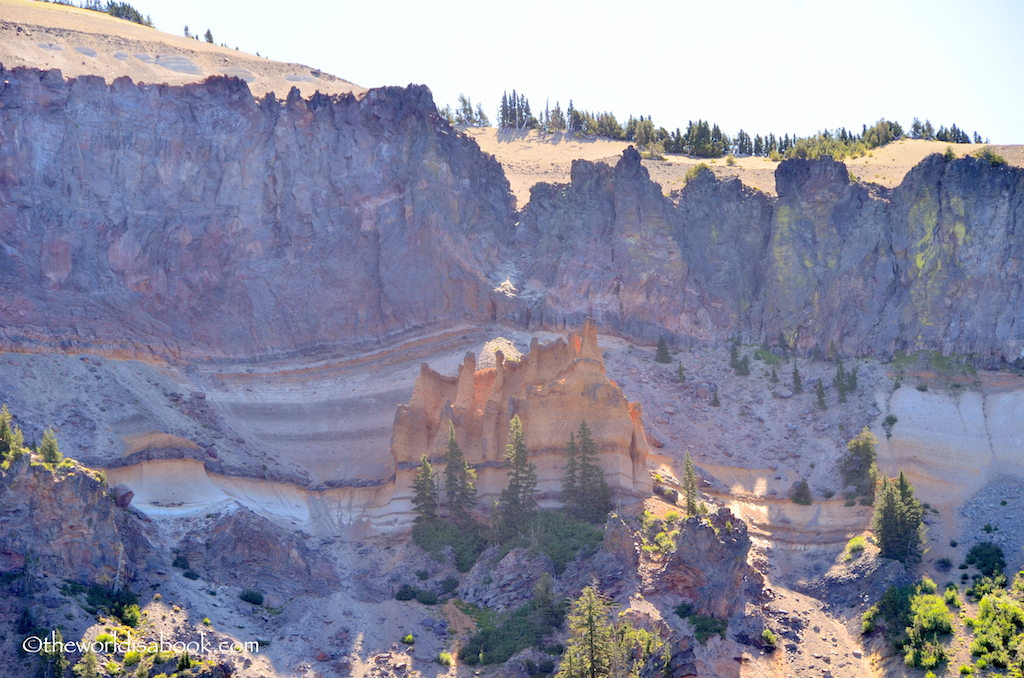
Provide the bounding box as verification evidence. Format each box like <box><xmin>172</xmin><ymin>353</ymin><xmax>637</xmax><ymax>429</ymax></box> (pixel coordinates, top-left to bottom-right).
<box><xmin>561</xmin><ymin>432</ymin><xmax>579</xmax><ymax>513</ymax></box>
<box><xmin>500</xmin><ymin>415</ymin><xmax>537</xmax><ymax>533</ymax></box>
<box><xmin>770</xmin><ymin>367</ymin><xmax>779</xmax><ymax>383</ymax></box>
<box><xmin>204</xmin><ymin>29</ymin><xmax>213</xmax><ymax>43</ymax></box>
<box><xmin>792</xmin><ymin>362</ymin><xmax>803</xmax><ymax>393</ymax></box>
<box><xmin>815</xmin><ymin>381</ymin><xmax>827</xmax><ymax>409</ymax></box>
<box><xmin>73</xmin><ymin>651</ymin><xmax>100</xmax><ymax>678</ymax></box>
<box><xmin>575</xmin><ymin>422</ymin><xmax>611</xmax><ymax>523</ymax></box>
<box><xmin>872</xmin><ymin>470</ymin><xmax>924</xmax><ymax>563</ymax></box>
<box><xmin>411</xmin><ymin>455</ymin><xmax>438</xmax><ymax>524</ymax></box>
<box><xmin>677</xmin><ymin>361</ymin><xmax>685</xmax><ymax>383</ymax></box>
<box><xmin>443</xmin><ymin>424</ymin><xmax>476</xmax><ymax>521</ymax></box>
<box><xmin>0</xmin><ymin>404</ymin><xmax>25</xmax><ymax>461</ymax></box>
<box><xmin>40</xmin><ymin>428</ymin><xmax>62</xmax><ymax>465</ymax></box>
<box><xmin>840</xmin><ymin>427</ymin><xmax>878</xmax><ymax>497</ymax></box>
<box><xmin>42</xmin><ymin>628</ymin><xmax>70</xmax><ymax>678</ymax></box>
<box><xmin>682</xmin><ymin>451</ymin><xmax>699</xmax><ymax>516</ymax></box>
<box><xmin>834</xmin><ymin>360</ymin><xmax>848</xmax><ymax>403</ymax></box>
<box><xmin>556</xmin><ymin>585</ymin><xmax>615</xmax><ymax>678</ymax></box>
<box><xmin>655</xmin><ymin>336</ymin><xmax>671</xmax><ymax>363</ymax></box>
<box><xmin>710</xmin><ymin>390</ymin><xmax>720</xmax><ymax>407</ymax></box>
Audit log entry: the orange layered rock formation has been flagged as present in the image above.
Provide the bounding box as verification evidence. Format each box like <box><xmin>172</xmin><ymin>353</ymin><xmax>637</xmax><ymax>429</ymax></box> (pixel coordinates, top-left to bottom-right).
<box><xmin>390</xmin><ymin>320</ymin><xmax>653</xmax><ymax>513</ymax></box>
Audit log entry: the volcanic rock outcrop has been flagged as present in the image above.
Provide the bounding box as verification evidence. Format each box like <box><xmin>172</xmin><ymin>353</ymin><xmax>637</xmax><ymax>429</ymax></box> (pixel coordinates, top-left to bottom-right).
<box><xmin>0</xmin><ymin>454</ymin><xmax>154</xmax><ymax>584</ymax></box>
<box><xmin>0</xmin><ymin>65</ymin><xmax>512</xmax><ymax>361</ymax></box>
<box><xmin>389</xmin><ymin>320</ymin><xmax>653</xmax><ymax>512</ymax></box>
<box><xmin>1</xmin><ymin>66</ymin><xmax>1023</xmax><ymax>365</ymax></box>
<box><xmin>646</xmin><ymin>507</ymin><xmax>759</xmax><ymax>619</ymax></box>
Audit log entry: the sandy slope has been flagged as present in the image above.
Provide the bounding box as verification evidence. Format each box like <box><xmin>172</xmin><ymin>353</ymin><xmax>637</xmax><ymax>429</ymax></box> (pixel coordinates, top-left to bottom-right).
<box><xmin>0</xmin><ymin>0</ymin><xmax>364</xmax><ymax>98</ymax></box>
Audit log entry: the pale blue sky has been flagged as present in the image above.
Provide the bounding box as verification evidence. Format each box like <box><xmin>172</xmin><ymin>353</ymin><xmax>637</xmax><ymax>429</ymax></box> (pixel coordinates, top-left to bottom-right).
<box><xmin>130</xmin><ymin>0</ymin><xmax>1024</xmax><ymax>142</ymax></box>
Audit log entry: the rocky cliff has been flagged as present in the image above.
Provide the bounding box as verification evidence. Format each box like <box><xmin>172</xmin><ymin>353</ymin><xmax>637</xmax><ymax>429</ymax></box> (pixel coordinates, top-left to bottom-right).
<box><xmin>1</xmin><ymin>66</ymin><xmax>1023</xmax><ymax>363</ymax></box>
<box><xmin>514</xmin><ymin>149</ymin><xmax>1024</xmax><ymax>360</ymax></box>
<box><xmin>0</xmin><ymin>65</ymin><xmax>512</xmax><ymax>361</ymax></box>
<box><xmin>0</xmin><ymin>454</ymin><xmax>154</xmax><ymax>584</ymax></box>
<box><xmin>390</xmin><ymin>319</ymin><xmax>653</xmax><ymax>512</ymax></box>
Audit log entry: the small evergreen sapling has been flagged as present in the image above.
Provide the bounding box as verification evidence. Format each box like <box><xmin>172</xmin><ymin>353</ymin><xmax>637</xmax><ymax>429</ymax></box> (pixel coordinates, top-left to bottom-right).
<box><xmin>655</xmin><ymin>336</ymin><xmax>672</xmax><ymax>363</ymax></box>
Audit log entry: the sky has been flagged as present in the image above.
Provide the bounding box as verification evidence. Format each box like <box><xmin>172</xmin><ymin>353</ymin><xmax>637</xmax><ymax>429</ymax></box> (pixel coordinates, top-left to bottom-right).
<box><xmin>128</xmin><ymin>0</ymin><xmax>1024</xmax><ymax>143</ymax></box>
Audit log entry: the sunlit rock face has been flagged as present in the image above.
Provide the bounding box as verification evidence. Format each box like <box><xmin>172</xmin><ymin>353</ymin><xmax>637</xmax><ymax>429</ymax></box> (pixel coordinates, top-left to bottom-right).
<box><xmin>0</xmin><ymin>66</ymin><xmax>513</xmax><ymax>361</ymax></box>
<box><xmin>389</xmin><ymin>319</ymin><xmax>653</xmax><ymax>515</ymax></box>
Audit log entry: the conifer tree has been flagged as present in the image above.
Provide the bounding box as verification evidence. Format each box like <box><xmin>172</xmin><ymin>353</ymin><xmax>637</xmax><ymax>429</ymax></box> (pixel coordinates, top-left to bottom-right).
<box><xmin>682</xmin><ymin>451</ymin><xmax>700</xmax><ymax>517</ymax></box>
<box><xmin>42</xmin><ymin>628</ymin><xmax>70</xmax><ymax>678</ymax></box>
<box><xmin>556</xmin><ymin>585</ymin><xmax>615</xmax><ymax>678</ymax></box>
<box><xmin>792</xmin><ymin>362</ymin><xmax>803</xmax><ymax>393</ymax></box>
<box><xmin>677</xmin><ymin>361</ymin><xmax>685</xmax><ymax>383</ymax></box>
<box><xmin>872</xmin><ymin>470</ymin><xmax>924</xmax><ymax>563</ymax></box>
<box><xmin>73</xmin><ymin>651</ymin><xmax>99</xmax><ymax>678</ymax></box>
<box><xmin>412</xmin><ymin>454</ymin><xmax>438</xmax><ymax>523</ymax></box>
<box><xmin>39</xmin><ymin>428</ymin><xmax>62</xmax><ymax>465</ymax></box>
<box><xmin>500</xmin><ymin>415</ymin><xmax>537</xmax><ymax>533</ymax></box>
<box><xmin>204</xmin><ymin>29</ymin><xmax>213</xmax><ymax>43</ymax></box>
<box><xmin>815</xmin><ymin>381</ymin><xmax>827</xmax><ymax>409</ymax></box>
<box><xmin>443</xmin><ymin>424</ymin><xmax>476</xmax><ymax>521</ymax></box>
<box><xmin>575</xmin><ymin>422</ymin><xmax>611</xmax><ymax>523</ymax></box>
<box><xmin>0</xmin><ymin>404</ymin><xmax>25</xmax><ymax>461</ymax></box>
<box><xmin>770</xmin><ymin>367</ymin><xmax>779</xmax><ymax>383</ymax></box>
<box><xmin>840</xmin><ymin>427</ymin><xmax>878</xmax><ymax>497</ymax></box>
<box><xmin>655</xmin><ymin>336</ymin><xmax>671</xmax><ymax>363</ymax></box>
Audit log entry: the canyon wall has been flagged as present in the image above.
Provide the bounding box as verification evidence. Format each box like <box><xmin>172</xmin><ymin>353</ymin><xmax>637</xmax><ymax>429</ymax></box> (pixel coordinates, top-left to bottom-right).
<box><xmin>0</xmin><ymin>66</ymin><xmax>513</xmax><ymax>361</ymax></box>
<box><xmin>1</xmin><ymin>67</ymin><xmax>1023</xmax><ymax>364</ymax></box>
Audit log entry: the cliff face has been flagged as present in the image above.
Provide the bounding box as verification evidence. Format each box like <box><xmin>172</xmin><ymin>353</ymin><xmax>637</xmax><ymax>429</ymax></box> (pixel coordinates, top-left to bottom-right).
<box><xmin>1</xmin><ymin>67</ymin><xmax>1023</xmax><ymax>362</ymax></box>
<box><xmin>0</xmin><ymin>455</ymin><xmax>154</xmax><ymax>584</ymax></box>
<box><xmin>516</xmin><ymin>150</ymin><xmax>1024</xmax><ymax>360</ymax></box>
<box><xmin>390</xmin><ymin>319</ymin><xmax>653</xmax><ymax>513</ymax></box>
<box><xmin>0</xmin><ymin>66</ymin><xmax>513</xmax><ymax>360</ymax></box>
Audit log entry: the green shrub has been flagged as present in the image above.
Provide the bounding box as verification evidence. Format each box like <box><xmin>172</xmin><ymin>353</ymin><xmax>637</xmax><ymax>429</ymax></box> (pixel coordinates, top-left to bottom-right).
<box><xmin>761</xmin><ymin>627</ymin><xmax>777</xmax><ymax>648</ymax></box>
<box><xmin>976</xmin><ymin>147</ymin><xmax>1007</xmax><ymax>166</ymax></box>
<box><xmin>412</xmin><ymin>519</ymin><xmax>488</xmax><ymax>573</ymax></box>
<box><xmin>401</xmin><ymin>634</ymin><xmax>415</xmax><ymax>645</ymax></box>
<box><xmin>845</xmin><ymin>535</ymin><xmax>867</xmax><ymax>560</ymax></box>
<box><xmin>527</xmin><ymin>510</ymin><xmax>604</xmax><ymax>574</ymax></box>
<box><xmin>415</xmin><ymin>589</ymin><xmax>439</xmax><ymax>605</ymax></box>
<box><xmin>395</xmin><ymin>584</ymin><xmax>417</xmax><ymax>601</ymax></box>
<box><xmin>239</xmin><ymin>589</ymin><xmax>264</xmax><ymax>606</ymax></box>
<box><xmin>182</xmin><ymin>570</ymin><xmax>200</xmax><ymax>581</ymax></box>
<box><xmin>437</xmin><ymin>651</ymin><xmax>454</xmax><ymax>666</ymax></box>
<box><xmin>172</xmin><ymin>555</ymin><xmax>190</xmax><ymax>570</ymax></box>
<box><xmin>965</xmin><ymin>543</ymin><xmax>1005</xmax><ymax>577</ymax></box>
<box><xmin>123</xmin><ymin>651</ymin><xmax>141</xmax><ymax>666</ymax></box>
<box><xmin>458</xmin><ymin>597</ymin><xmax>565</xmax><ymax>665</ymax></box>
<box><xmin>95</xmin><ymin>633</ymin><xmax>116</xmax><ymax>653</ymax></box>
<box><xmin>689</xmin><ymin>615</ymin><xmax>728</xmax><ymax>643</ymax></box>
<box><xmin>684</xmin><ymin>163</ymin><xmax>711</xmax><ymax>184</ymax></box>
<box><xmin>790</xmin><ymin>479</ymin><xmax>812</xmax><ymax>505</ymax></box>
<box><xmin>440</xmin><ymin>577</ymin><xmax>459</xmax><ymax>595</ymax></box>
<box><xmin>121</xmin><ymin>603</ymin><xmax>141</xmax><ymax>627</ymax></box>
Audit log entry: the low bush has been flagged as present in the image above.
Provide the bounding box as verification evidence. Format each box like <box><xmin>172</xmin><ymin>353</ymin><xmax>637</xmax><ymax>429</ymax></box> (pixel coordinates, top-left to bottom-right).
<box><xmin>458</xmin><ymin>597</ymin><xmax>565</xmax><ymax>665</ymax></box>
<box><xmin>183</xmin><ymin>570</ymin><xmax>200</xmax><ymax>581</ymax></box>
<box><xmin>412</xmin><ymin>519</ymin><xmax>488</xmax><ymax>573</ymax></box>
<box><xmin>790</xmin><ymin>479</ymin><xmax>812</xmax><ymax>505</ymax></box>
<box><xmin>415</xmin><ymin>589</ymin><xmax>439</xmax><ymax>605</ymax></box>
<box><xmin>845</xmin><ymin>535</ymin><xmax>867</xmax><ymax>560</ymax></box>
<box><xmin>395</xmin><ymin>584</ymin><xmax>417</xmax><ymax>601</ymax></box>
<box><xmin>239</xmin><ymin>589</ymin><xmax>264</xmax><ymax>606</ymax></box>
<box><xmin>437</xmin><ymin>651</ymin><xmax>454</xmax><ymax>666</ymax></box>
<box><xmin>689</xmin><ymin>615</ymin><xmax>728</xmax><ymax>643</ymax></box>
<box><xmin>965</xmin><ymin>543</ymin><xmax>1005</xmax><ymax>577</ymax></box>
<box><xmin>401</xmin><ymin>634</ymin><xmax>415</xmax><ymax>645</ymax></box>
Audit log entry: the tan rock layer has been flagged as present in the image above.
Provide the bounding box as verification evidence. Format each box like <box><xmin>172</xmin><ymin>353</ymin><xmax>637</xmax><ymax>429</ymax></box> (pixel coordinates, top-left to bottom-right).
<box><xmin>390</xmin><ymin>320</ymin><xmax>653</xmax><ymax>512</ymax></box>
